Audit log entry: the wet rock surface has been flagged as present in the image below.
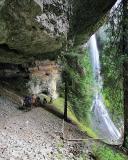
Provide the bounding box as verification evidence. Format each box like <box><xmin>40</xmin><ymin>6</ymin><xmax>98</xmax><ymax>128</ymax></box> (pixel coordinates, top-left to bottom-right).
<box><xmin>0</xmin><ymin>96</ymin><xmax>95</xmax><ymax>160</ymax></box>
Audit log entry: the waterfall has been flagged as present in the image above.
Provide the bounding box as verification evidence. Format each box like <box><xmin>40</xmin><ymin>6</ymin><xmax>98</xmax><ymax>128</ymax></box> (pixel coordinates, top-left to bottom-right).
<box><xmin>88</xmin><ymin>34</ymin><xmax>122</xmax><ymax>145</ymax></box>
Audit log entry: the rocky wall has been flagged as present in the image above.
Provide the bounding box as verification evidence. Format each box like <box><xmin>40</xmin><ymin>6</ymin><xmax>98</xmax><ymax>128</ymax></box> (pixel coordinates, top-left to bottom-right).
<box><xmin>0</xmin><ymin>0</ymin><xmax>117</xmax><ymax>63</ymax></box>
<box><xmin>28</xmin><ymin>60</ymin><xmax>61</xmax><ymax>99</ymax></box>
<box><xmin>0</xmin><ymin>60</ymin><xmax>61</xmax><ymax>99</ymax></box>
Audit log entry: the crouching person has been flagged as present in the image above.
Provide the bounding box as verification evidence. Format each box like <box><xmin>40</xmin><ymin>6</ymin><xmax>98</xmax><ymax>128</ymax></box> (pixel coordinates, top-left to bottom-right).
<box><xmin>23</xmin><ymin>96</ymin><xmax>32</xmax><ymax>111</ymax></box>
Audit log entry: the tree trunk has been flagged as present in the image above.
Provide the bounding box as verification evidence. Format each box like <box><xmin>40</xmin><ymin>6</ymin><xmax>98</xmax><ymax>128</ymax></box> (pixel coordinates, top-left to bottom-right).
<box><xmin>122</xmin><ymin>0</ymin><xmax>128</xmax><ymax>148</ymax></box>
<box><xmin>64</xmin><ymin>78</ymin><xmax>68</xmax><ymax>121</ymax></box>
<box><xmin>123</xmin><ymin>62</ymin><xmax>128</xmax><ymax>148</ymax></box>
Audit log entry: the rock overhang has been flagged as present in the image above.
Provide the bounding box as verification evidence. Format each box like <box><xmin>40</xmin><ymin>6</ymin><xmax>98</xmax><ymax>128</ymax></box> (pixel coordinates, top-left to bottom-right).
<box><xmin>0</xmin><ymin>0</ymin><xmax>117</xmax><ymax>62</ymax></box>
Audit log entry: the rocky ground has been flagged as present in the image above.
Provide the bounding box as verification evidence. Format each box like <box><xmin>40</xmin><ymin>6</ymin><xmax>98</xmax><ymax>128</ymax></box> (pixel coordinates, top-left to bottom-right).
<box><xmin>0</xmin><ymin>96</ymin><xmax>95</xmax><ymax>160</ymax></box>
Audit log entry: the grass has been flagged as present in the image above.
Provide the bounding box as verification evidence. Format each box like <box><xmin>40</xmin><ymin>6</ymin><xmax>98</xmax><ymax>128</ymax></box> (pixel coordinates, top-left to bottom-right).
<box><xmin>93</xmin><ymin>144</ymin><xmax>128</xmax><ymax>160</ymax></box>
<box><xmin>52</xmin><ymin>97</ymin><xmax>97</xmax><ymax>138</ymax></box>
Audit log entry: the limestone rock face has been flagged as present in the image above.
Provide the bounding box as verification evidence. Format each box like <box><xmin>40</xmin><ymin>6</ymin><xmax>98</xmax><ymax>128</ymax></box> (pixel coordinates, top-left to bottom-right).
<box><xmin>70</xmin><ymin>0</ymin><xmax>117</xmax><ymax>45</ymax></box>
<box><xmin>28</xmin><ymin>60</ymin><xmax>61</xmax><ymax>99</ymax></box>
<box><xmin>0</xmin><ymin>0</ymin><xmax>116</xmax><ymax>62</ymax></box>
<box><xmin>0</xmin><ymin>63</ymin><xmax>28</xmax><ymax>78</ymax></box>
<box><xmin>0</xmin><ymin>0</ymin><xmax>117</xmax><ymax>98</ymax></box>
<box><xmin>0</xmin><ymin>0</ymin><xmax>69</xmax><ymax>55</ymax></box>
<box><xmin>0</xmin><ymin>60</ymin><xmax>61</xmax><ymax>99</ymax></box>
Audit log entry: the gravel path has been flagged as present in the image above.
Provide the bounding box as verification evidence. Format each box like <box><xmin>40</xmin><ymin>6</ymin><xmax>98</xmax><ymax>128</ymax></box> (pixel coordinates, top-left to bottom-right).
<box><xmin>0</xmin><ymin>96</ymin><xmax>94</xmax><ymax>160</ymax></box>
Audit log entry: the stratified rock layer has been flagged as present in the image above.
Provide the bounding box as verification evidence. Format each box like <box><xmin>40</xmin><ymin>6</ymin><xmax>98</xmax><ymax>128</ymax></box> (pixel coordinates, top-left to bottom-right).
<box><xmin>0</xmin><ymin>60</ymin><xmax>61</xmax><ymax>98</ymax></box>
<box><xmin>28</xmin><ymin>60</ymin><xmax>61</xmax><ymax>99</ymax></box>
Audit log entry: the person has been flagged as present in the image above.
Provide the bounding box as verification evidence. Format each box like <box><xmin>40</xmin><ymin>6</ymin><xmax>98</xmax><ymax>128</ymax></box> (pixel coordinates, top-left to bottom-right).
<box><xmin>32</xmin><ymin>94</ymin><xmax>36</xmax><ymax>106</ymax></box>
<box><xmin>23</xmin><ymin>96</ymin><xmax>32</xmax><ymax>111</ymax></box>
<box><xmin>35</xmin><ymin>96</ymin><xmax>41</xmax><ymax>106</ymax></box>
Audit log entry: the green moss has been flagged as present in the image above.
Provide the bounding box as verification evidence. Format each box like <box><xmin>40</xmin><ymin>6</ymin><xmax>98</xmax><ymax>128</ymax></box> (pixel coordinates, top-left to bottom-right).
<box><xmin>52</xmin><ymin>98</ymin><xmax>97</xmax><ymax>138</ymax></box>
<box><xmin>52</xmin><ymin>97</ymin><xmax>79</xmax><ymax>122</ymax></box>
<box><xmin>93</xmin><ymin>145</ymin><xmax>128</xmax><ymax>160</ymax></box>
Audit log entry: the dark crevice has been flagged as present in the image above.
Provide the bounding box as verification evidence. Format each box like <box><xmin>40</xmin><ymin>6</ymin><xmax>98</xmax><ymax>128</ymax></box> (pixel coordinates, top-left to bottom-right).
<box><xmin>42</xmin><ymin>91</ymin><xmax>48</xmax><ymax>95</ymax></box>
<box><xmin>0</xmin><ymin>44</ymin><xmax>19</xmax><ymax>54</ymax></box>
<box><xmin>0</xmin><ymin>63</ymin><xmax>19</xmax><ymax>70</ymax></box>
<box><xmin>32</xmin><ymin>26</ymin><xmax>37</xmax><ymax>30</ymax></box>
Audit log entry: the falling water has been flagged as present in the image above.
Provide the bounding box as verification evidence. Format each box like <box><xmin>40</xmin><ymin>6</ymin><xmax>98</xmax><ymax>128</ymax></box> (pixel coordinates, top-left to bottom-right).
<box><xmin>89</xmin><ymin>34</ymin><xmax>122</xmax><ymax>145</ymax></box>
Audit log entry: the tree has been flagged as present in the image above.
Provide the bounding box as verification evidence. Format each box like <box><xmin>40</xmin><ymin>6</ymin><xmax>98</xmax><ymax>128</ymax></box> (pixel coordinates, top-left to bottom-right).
<box><xmin>100</xmin><ymin>1</ymin><xmax>124</xmax><ymax>122</ymax></box>
<box><xmin>100</xmin><ymin>0</ymin><xmax>128</xmax><ymax>148</ymax></box>
<box><xmin>60</xmin><ymin>49</ymin><xmax>93</xmax><ymax>123</ymax></box>
<box><xmin>122</xmin><ymin>0</ymin><xmax>128</xmax><ymax>148</ymax></box>
<box><xmin>63</xmin><ymin>71</ymin><xmax>68</xmax><ymax>121</ymax></box>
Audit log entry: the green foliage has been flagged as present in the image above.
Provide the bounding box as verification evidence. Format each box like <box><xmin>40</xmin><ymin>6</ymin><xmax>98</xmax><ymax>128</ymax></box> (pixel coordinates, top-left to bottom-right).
<box><xmin>77</xmin><ymin>154</ymin><xmax>86</xmax><ymax>160</ymax></box>
<box><xmin>99</xmin><ymin>2</ymin><xmax>124</xmax><ymax>122</ymax></box>
<box><xmin>123</xmin><ymin>136</ymin><xmax>128</xmax><ymax>149</ymax></box>
<box><xmin>100</xmin><ymin>44</ymin><xmax>124</xmax><ymax>121</ymax></box>
<box><xmin>56</xmin><ymin>49</ymin><xmax>97</xmax><ymax>137</ymax></box>
<box><xmin>93</xmin><ymin>145</ymin><xmax>128</xmax><ymax>160</ymax></box>
<box><xmin>60</xmin><ymin>48</ymin><xmax>94</xmax><ymax>123</ymax></box>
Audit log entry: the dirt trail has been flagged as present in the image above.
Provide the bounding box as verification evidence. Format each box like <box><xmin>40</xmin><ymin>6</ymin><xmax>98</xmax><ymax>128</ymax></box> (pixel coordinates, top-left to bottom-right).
<box><xmin>0</xmin><ymin>96</ymin><xmax>95</xmax><ymax>160</ymax></box>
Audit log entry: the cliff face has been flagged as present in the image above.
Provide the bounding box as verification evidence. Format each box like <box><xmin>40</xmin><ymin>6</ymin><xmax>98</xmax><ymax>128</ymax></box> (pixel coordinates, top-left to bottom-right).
<box><xmin>0</xmin><ymin>0</ymin><xmax>117</xmax><ymax>97</ymax></box>
<box><xmin>0</xmin><ymin>0</ymin><xmax>116</xmax><ymax>63</ymax></box>
<box><xmin>0</xmin><ymin>0</ymin><xmax>69</xmax><ymax>63</ymax></box>
<box><xmin>70</xmin><ymin>0</ymin><xmax>117</xmax><ymax>45</ymax></box>
<box><xmin>0</xmin><ymin>60</ymin><xmax>61</xmax><ymax>99</ymax></box>
<box><xmin>28</xmin><ymin>60</ymin><xmax>61</xmax><ymax>99</ymax></box>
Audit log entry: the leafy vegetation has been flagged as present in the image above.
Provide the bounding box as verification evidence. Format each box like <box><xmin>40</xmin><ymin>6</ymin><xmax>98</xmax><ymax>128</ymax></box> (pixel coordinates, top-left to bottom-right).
<box><xmin>100</xmin><ymin>40</ymin><xmax>124</xmax><ymax>122</ymax></box>
<box><xmin>61</xmin><ymin>48</ymin><xmax>94</xmax><ymax>121</ymax></box>
<box><xmin>98</xmin><ymin>2</ymin><xmax>124</xmax><ymax>123</ymax></box>
<box><xmin>93</xmin><ymin>145</ymin><xmax>128</xmax><ymax>160</ymax></box>
<box><xmin>99</xmin><ymin>0</ymin><xmax>128</xmax><ymax>149</ymax></box>
<box><xmin>58</xmin><ymin>48</ymin><xmax>95</xmax><ymax>133</ymax></box>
